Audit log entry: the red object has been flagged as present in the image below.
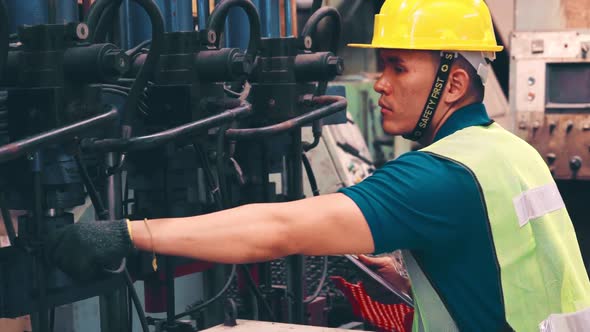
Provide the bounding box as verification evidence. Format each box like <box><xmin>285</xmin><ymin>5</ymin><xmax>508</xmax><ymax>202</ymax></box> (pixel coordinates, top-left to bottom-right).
<box><xmin>331</xmin><ymin>276</ymin><xmax>414</xmax><ymax>332</ymax></box>
<box><xmin>144</xmin><ymin>261</ymin><xmax>215</xmax><ymax>313</ymax></box>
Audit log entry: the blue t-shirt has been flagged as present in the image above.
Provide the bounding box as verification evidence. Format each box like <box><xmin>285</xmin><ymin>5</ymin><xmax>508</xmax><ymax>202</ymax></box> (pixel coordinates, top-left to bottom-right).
<box><xmin>340</xmin><ymin>103</ymin><xmax>506</xmax><ymax>331</ymax></box>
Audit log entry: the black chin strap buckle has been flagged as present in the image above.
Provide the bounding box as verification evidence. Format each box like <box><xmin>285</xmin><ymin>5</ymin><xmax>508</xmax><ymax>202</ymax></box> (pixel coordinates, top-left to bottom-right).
<box><xmin>404</xmin><ymin>51</ymin><xmax>457</xmax><ymax>141</ymax></box>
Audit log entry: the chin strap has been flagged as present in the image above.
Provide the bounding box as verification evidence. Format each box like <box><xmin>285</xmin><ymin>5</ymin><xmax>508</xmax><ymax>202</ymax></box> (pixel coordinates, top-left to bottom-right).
<box><xmin>403</xmin><ymin>52</ymin><xmax>456</xmax><ymax>141</ymax></box>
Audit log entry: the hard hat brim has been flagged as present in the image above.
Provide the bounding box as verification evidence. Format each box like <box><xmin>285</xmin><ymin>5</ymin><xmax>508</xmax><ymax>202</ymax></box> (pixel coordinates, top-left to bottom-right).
<box><xmin>347</xmin><ymin>43</ymin><xmax>504</xmax><ymax>52</ymax></box>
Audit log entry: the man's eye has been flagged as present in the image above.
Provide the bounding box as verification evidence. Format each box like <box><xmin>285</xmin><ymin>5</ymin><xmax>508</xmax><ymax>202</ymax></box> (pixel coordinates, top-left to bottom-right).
<box><xmin>394</xmin><ymin>66</ymin><xmax>405</xmax><ymax>73</ymax></box>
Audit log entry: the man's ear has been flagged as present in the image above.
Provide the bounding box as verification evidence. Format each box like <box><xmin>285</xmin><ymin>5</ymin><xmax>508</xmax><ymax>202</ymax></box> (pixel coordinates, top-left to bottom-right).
<box><xmin>444</xmin><ymin>68</ymin><xmax>470</xmax><ymax>104</ymax></box>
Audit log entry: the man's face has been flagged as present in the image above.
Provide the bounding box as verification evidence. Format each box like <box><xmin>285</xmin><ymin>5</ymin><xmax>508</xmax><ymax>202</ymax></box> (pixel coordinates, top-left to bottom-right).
<box><xmin>374</xmin><ymin>49</ymin><xmax>438</xmax><ymax>135</ymax></box>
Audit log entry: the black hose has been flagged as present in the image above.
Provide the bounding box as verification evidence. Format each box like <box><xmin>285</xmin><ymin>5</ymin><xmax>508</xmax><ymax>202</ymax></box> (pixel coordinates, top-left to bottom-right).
<box><xmin>124</xmin><ymin>269</ymin><xmax>150</xmax><ymax>332</ymax></box>
<box><xmin>240</xmin><ymin>265</ymin><xmax>276</xmax><ymax>321</ymax></box>
<box><xmin>88</xmin><ymin>0</ymin><xmax>165</xmax><ymax>131</ymax></box>
<box><xmin>126</xmin><ymin>39</ymin><xmax>152</xmax><ymax>58</ymax></box>
<box><xmin>73</xmin><ymin>153</ymin><xmax>110</xmax><ymax>220</ymax></box>
<box><xmin>0</xmin><ymin>0</ymin><xmax>8</xmax><ymax>80</ymax></box>
<box><xmin>86</xmin><ymin>0</ymin><xmax>113</xmax><ymax>34</ymax></box>
<box><xmin>301</xmin><ymin>153</ymin><xmax>319</xmax><ymax>197</ymax></box>
<box><xmin>207</xmin><ymin>0</ymin><xmax>261</xmax><ymax>71</ymax></box>
<box><xmin>174</xmin><ymin>264</ymin><xmax>237</xmax><ymax>320</ymax></box>
<box><xmin>49</xmin><ymin>308</ymin><xmax>55</xmax><ymax>332</ymax></box>
<box><xmin>194</xmin><ymin>143</ymin><xmax>223</xmax><ymax>211</ymax></box>
<box><xmin>301</xmin><ymin>7</ymin><xmax>341</xmax><ymax>54</ymax></box>
<box><xmin>216</xmin><ymin>124</ymin><xmax>230</xmax><ymax>208</ymax></box>
<box><xmin>92</xmin><ymin>0</ymin><xmax>123</xmax><ymax>42</ymax></box>
<box><xmin>303</xmin><ymin>120</ymin><xmax>322</xmax><ymax>152</ymax></box>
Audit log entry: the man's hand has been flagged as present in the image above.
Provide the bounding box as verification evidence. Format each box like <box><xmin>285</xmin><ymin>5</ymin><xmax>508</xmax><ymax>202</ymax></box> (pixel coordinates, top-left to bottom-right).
<box><xmin>46</xmin><ymin>219</ymin><xmax>134</xmax><ymax>281</ymax></box>
<box><xmin>358</xmin><ymin>254</ymin><xmax>411</xmax><ymax>304</ymax></box>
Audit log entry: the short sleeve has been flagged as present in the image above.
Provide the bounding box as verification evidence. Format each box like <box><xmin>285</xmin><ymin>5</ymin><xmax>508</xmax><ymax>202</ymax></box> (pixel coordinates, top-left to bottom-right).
<box><xmin>339</xmin><ymin>151</ymin><xmax>484</xmax><ymax>254</ymax></box>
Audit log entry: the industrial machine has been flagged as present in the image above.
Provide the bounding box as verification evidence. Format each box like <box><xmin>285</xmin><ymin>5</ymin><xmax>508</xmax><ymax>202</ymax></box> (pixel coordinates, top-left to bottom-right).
<box><xmin>0</xmin><ymin>1</ymin><xmax>376</xmax><ymax>332</ymax></box>
<box><xmin>509</xmin><ymin>29</ymin><xmax>590</xmax><ymax>276</ymax></box>
<box><xmin>511</xmin><ymin>30</ymin><xmax>590</xmax><ymax>180</ymax></box>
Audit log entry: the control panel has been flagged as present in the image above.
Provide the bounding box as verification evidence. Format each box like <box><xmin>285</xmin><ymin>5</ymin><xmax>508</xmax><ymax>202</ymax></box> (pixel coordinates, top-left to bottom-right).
<box><xmin>510</xmin><ymin>31</ymin><xmax>590</xmax><ymax>179</ymax></box>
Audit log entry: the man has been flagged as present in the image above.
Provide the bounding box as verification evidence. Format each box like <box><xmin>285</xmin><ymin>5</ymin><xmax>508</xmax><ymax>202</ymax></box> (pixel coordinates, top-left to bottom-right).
<box><xmin>47</xmin><ymin>0</ymin><xmax>590</xmax><ymax>331</ymax></box>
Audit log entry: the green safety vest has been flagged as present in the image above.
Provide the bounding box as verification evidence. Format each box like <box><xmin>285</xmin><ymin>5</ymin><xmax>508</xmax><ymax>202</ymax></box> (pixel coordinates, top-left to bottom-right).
<box><xmin>403</xmin><ymin>122</ymin><xmax>590</xmax><ymax>331</ymax></box>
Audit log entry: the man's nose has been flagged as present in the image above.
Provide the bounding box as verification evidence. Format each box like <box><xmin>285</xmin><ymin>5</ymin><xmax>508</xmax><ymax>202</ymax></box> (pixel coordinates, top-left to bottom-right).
<box><xmin>374</xmin><ymin>74</ymin><xmax>390</xmax><ymax>95</ymax></box>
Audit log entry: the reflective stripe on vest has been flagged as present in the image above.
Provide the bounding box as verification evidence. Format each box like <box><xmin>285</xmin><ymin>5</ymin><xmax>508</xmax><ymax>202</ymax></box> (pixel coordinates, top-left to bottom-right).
<box><xmin>406</xmin><ymin>122</ymin><xmax>590</xmax><ymax>331</ymax></box>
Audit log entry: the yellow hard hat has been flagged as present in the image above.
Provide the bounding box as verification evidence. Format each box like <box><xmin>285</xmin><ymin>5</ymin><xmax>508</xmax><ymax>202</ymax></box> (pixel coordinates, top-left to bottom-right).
<box><xmin>348</xmin><ymin>0</ymin><xmax>503</xmax><ymax>52</ymax></box>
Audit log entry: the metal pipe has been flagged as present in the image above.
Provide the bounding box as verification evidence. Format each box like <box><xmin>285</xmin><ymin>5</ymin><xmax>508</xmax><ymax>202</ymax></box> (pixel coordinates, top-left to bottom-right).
<box><xmin>284</xmin><ymin>0</ymin><xmax>293</xmax><ymax>36</ymax></box>
<box><xmin>166</xmin><ymin>258</ymin><xmax>176</xmax><ymax>326</ymax></box>
<box><xmin>99</xmin><ymin>151</ymin><xmax>128</xmax><ymax>332</ymax></box>
<box><xmin>225</xmin><ymin>95</ymin><xmax>347</xmax><ymax>140</ymax></box>
<box><xmin>0</xmin><ymin>109</ymin><xmax>119</xmax><ymax>164</ymax></box>
<box><xmin>262</xmin><ymin>0</ymin><xmax>280</xmax><ymax>38</ymax></box>
<box><xmin>82</xmin><ymin>102</ymin><xmax>252</xmax><ymax>152</ymax></box>
<box><xmin>31</xmin><ymin>152</ymin><xmax>49</xmax><ymax>332</ymax></box>
<box><xmin>47</xmin><ymin>0</ymin><xmax>57</xmax><ymax>24</ymax></box>
<box><xmin>0</xmin><ymin>0</ymin><xmax>8</xmax><ymax>80</ymax></box>
<box><xmin>286</xmin><ymin>129</ymin><xmax>305</xmax><ymax>324</ymax></box>
<box><xmin>197</xmin><ymin>0</ymin><xmax>210</xmax><ymax>31</ymax></box>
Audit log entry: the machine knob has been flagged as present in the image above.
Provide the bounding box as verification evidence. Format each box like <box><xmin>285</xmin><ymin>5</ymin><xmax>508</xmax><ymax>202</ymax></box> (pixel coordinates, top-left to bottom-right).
<box><xmin>570</xmin><ymin>156</ymin><xmax>582</xmax><ymax>171</ymax></box>
<box><xmin>566</xmin><ymin>120</ymin><xmax>574</xmax><ymax>133</ymax></box>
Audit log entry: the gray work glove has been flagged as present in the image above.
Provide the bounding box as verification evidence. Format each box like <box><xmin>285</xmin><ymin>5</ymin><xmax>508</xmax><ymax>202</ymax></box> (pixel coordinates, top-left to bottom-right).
<box><xmin>46</xmin><ymin>219</ymin><xmax>134</xmax><ymax>281</ymax></box>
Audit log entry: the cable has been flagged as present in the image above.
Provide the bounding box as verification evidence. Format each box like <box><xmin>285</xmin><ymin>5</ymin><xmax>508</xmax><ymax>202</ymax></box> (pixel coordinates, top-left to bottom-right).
<box><xmin>99</xmin><ymin>87</ymin><xmax>150</xmax><ymax>115</ymax></box>
<box><xmin>86</xmin><ymin>0</ymin><xmax>114</xmax><ymax>34</ymax></box>
<box><xmin>93</xmin><ymin>0</ymin><xmax>122</xmax><ymax>42</ymax></box>
<box><xmin>124</xmin><ymin>269</ymin><xmax>150</xmax><ymax>332</ymax></box>
<box><xmin>126</xmin><ymin>39</ymin><xmax>152</xmax><ymax>58</ymax></box>
<box><xmin>75</xmin><ymin>149</ymin><xmax>149</xmax><ymax>332</ymax></box>
<box><xmin>216</xmin><ymin>124</ymin><xmax>230</xmax><ymax>208</ymax></box>
<box><xmin>301</xmin><ymin>153</ymin><xmax>320</xmax><ymax>197</ymax></box>
<box><xmin>100</xmin><ymin>84</ymin><xmax>131</xmax><ymax>91</ymax></box>
<box><xmin>240</xmin><ymin>265</ymin><xmax>277</xmax><ymax>321</ymax></box>
<box><xmin>88</xmin><ymin>0</ymin><xmax>165</xmax><ymax>129</ymax></box>
<box><xmin>194</xmin><ymin>143</ymin><xmax>223</xmax><ymax>211</ymax></box>
<box><xmin>301</xmin><ymin>152</ymin><xmax>328</xmax><ymax>304</ymax></box>
<box><xmin>304</xmin><ymin>256</ymin><xmax>328</xmax><ymax>304</ymax></box>
<box><xmin>74</xmin><ymin>152</ymin><xmax>110</xmax><ymax>220</ymax></box>
<box><xmin>174</xmin><ymin>264</ymin><xmax>237</xmax><ymax>320</ymax></box>
<box><xmin>49</xmin><ymin>308</ymin><xmax>55</xmax><ymax>332</ymax></box>
<box><xmin>303</xmin><ymin>120</ymin><xmax>322</xmax><ymax>152</ymax></box>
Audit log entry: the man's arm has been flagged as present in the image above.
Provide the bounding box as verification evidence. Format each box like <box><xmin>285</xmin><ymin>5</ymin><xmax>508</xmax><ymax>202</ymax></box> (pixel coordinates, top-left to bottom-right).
<box><xmin>131</xmin><ymin>193</ymin><xmax>375</xmax><ymax>264</ymax></box>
